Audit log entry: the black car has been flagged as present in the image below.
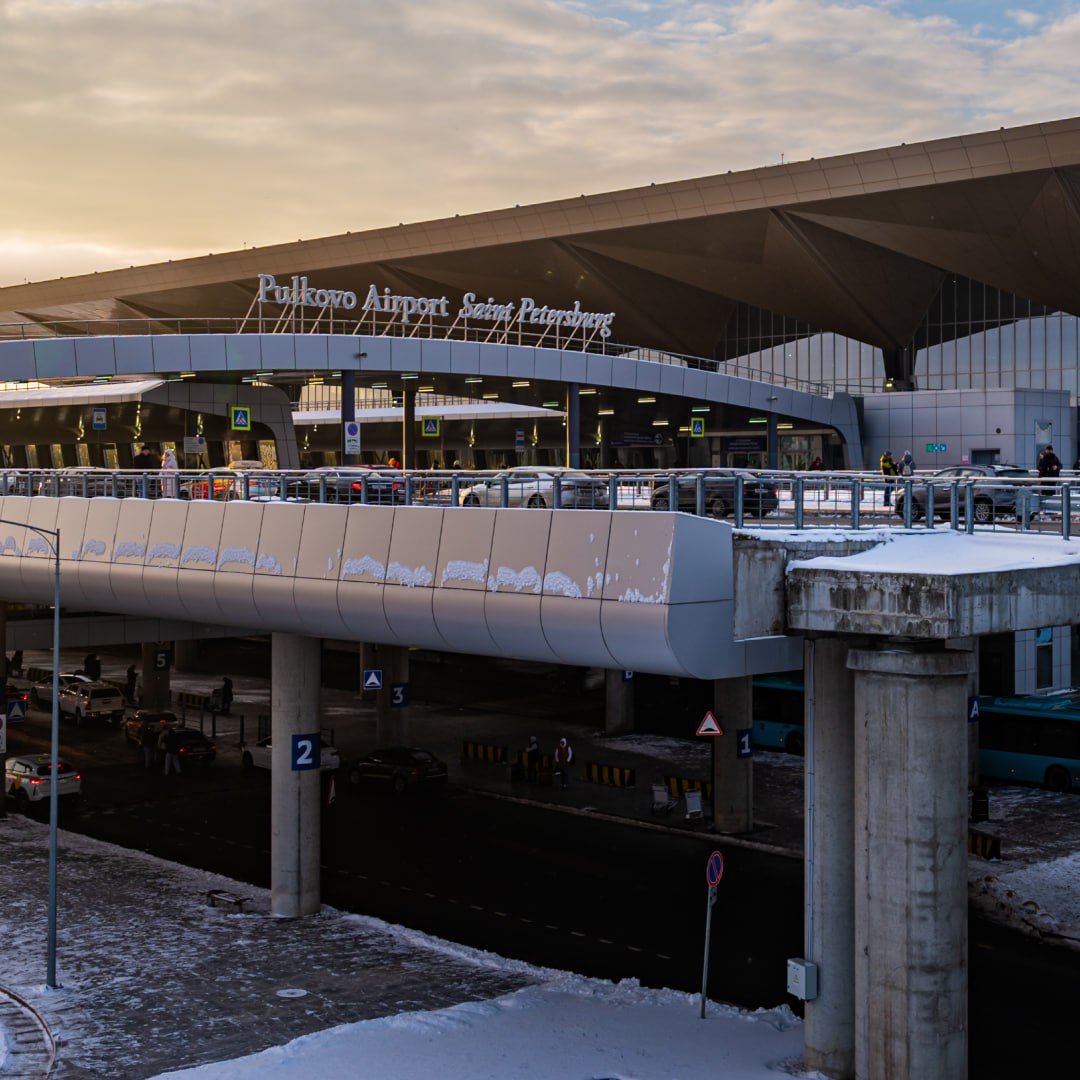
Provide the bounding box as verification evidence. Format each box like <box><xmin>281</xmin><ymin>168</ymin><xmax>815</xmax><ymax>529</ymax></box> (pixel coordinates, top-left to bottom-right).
<box><xmin>650</xmin><ymin>470</ymin><xmax>779</xmax><ymax>519</ymax></box>
<box><xmin>300</xmin><ymin>466</ymin><xmax>404</xmax><ymax>505</ymax></box>
<box><xmin>349</xmin><ymin>747</ymin><xmax>448</xmax><ymax>794</ymax></box>
<box><xmin>157</xmin><ymin>727</ymin><xmax>216</xmax><ymax>768</ymax></box>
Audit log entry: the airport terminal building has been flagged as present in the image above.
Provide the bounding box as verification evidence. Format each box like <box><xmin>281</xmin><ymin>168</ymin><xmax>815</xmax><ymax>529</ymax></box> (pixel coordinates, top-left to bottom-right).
<box><xmin>0</xmin><ymin>116</ymin><xmax>1079</xmax><ymax>475</ymax></box>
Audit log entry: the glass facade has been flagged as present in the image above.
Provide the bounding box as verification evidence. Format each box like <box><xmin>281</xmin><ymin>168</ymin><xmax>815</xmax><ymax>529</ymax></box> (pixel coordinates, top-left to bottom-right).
<box><xmin>716</xmin><ymin>277</ymin><xmax>1080</xmax><ymax>400</ymax></box>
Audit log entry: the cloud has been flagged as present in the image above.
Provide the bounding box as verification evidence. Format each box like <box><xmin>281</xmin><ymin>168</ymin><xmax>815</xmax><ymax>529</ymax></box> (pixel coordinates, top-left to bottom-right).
<box><xmin>0</xmin><ymin>0</ymin><xmax>1078</xmax><ymax>286</ymax></box>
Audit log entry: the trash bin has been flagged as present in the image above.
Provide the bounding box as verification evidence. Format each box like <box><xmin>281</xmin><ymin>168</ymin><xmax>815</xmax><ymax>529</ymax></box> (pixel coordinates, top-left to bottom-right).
<box><xmin>970</xmin><ymin>787</ymin><xmax>989</xmax><ymax>823</ymax></box>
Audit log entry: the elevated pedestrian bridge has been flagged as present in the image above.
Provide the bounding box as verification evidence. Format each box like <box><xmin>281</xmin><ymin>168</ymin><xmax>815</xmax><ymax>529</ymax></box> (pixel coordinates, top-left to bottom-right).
<box><xmin>0</xmin><ymin>495</ymin><xmax>801</xmax><ymax>679</ymax></box>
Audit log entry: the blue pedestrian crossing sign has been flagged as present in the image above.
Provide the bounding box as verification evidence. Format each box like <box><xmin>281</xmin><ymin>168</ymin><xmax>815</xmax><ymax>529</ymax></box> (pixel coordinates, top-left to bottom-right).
<box><xmin>690</xmin><ymin>417</ymin><xmax>705</xmax><ymax>437</ymax></box>
<box><xmin>422</xmin><ymin>417</ymin><xmax>440</xmax><ymax>437</ymax></box>
<box><xmin>230</xmin><ymin>406</ymin><xmax>252</xmax><ymax>431</ymax></box>
<box><xmin>363</xmin><ymin>669</ymin><xmax>383</xmax><ymax>690</ymax></box>
<box><xmin>6</xmin><ymin>698</ymin><xmax>26</xmax><ymax>723</ymax></box>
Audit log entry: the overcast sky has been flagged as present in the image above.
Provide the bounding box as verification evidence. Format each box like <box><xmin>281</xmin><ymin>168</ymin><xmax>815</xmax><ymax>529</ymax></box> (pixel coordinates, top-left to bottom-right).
<box><xmin>2</xmin><ymin>0</ymin><xmax>1078</xmax><ymax>287</ymax></box>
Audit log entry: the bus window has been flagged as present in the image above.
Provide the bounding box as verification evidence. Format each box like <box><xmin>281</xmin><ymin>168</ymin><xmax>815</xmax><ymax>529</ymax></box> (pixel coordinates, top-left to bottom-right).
<box><xmin>977</xmin><ymin>695</ymin><xmax>1080</xmax><ymax>792</ymax></box>
<box><xmin>752</xmin><ymin>673</ymin><xmax>805</xmax><ymax>755</ymax></box>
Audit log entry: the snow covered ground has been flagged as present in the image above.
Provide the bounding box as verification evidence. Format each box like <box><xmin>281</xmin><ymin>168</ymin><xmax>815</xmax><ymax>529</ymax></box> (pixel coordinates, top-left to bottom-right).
<box><xmin>0</xmin><ymin>818</ymin><xmax>809</xmax><ymax>1080</ymax></box>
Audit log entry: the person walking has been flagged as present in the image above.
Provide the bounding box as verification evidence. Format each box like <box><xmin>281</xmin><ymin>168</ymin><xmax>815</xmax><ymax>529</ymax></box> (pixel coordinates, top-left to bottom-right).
<box><xmin>125</xmin><ymin>663</ymin><xmax>137</xmax><ymax>704</ymax></box>
<box><xmin>899</xmin><ymin>450</ymin><xmax>915</xmax><ymax>477</ymax></box>
<box><xmin>220</xmin><ymin>676</ymin><xmax>233</xmax><ymax>715</ymax></box>
<box><xmin>554</xmin><ymin>737</ymin><xmax>573</xmax><ymax>789</ymax></box>
<box><xmin>83</xmin><ymin>652</ymin><xmax>101</xmax><ymax>681</ymax></box>
<box><xmin>140</xmin><ymin>720</ymin><xmax>158</xmax><ymax>770</ymax></box>
<box><xmin>1038</xmin><ymin>445</ymin><xmax>1062</xmax><ymax>479</ymax></box>
<box><xmin>160</xmin><ymin>446</ymin><xmax>179</xmax><ymax>497</ymax></box>
<box><xmin>879</xmin><ymin>449</ymin><xmax>898</xmax><ymax>507</ymax></box>
<box><xmin>163</xmin><ymin>726</ymin><xmax>182</xmax><ymax>776</ymax></box>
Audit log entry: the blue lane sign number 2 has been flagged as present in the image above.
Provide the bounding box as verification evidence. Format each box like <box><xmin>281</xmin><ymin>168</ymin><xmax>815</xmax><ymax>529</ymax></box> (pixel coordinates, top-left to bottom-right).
<box><xmin>291</xmin><ymin>733</ymin><xmax>321</xmax><ymax>771</ymax></box>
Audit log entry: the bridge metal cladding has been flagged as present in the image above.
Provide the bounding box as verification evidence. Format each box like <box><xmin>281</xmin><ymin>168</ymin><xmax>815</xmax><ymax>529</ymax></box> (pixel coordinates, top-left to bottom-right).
<box><xmin>0</xmin><ymin>495</ymin><xmax>798</xmax><ymax>680</ymax></box>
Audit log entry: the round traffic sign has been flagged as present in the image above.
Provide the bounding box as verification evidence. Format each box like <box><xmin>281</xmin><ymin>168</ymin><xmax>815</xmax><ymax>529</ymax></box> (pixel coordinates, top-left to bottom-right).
<box><xmin>706</xmin><ymin>850</ymin><xmax>724</xmax><ymax>887</ymax></box>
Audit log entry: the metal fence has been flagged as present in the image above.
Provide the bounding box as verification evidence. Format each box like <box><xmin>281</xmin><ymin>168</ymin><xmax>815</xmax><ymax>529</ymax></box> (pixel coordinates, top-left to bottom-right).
<box><xmin>1</xmin><ymin>466</ymin><xmax>1076</xmax><ymax>538</ymax></box>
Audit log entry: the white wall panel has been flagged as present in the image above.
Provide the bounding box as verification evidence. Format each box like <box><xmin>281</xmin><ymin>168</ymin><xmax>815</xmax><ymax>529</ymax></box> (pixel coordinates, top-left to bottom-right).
<box><xmin>337</xmin><ymin>505</ymin><xmax>397</xmax><ymax>643</ymax></box>
<box><xmin>109</xmin><ymin>500</ymin><xmax>155</xmax><ymax>617</ymax></box>
<box><xmin>432</xmin><ymin>507</ymin><xmax>497</xmax><ymax>653</ymax></box>
<box><xmin>382</xmin><ymin>507</ymin><xmax>444</xmax><ymax>646</ymax></box>
<box><xmin>251</xmin><ymin>503</ymin><xmax>306</xmax><ymax>627</ymax></box>
<box><xmin>293</xmin><ymin>504</ymin><xmax>351</xmax><ymax>639</ymax></box>
<box><xmin>177</xmin><ymin>501</ymin><xmax>228</xmax><ymax>623</ymax></box>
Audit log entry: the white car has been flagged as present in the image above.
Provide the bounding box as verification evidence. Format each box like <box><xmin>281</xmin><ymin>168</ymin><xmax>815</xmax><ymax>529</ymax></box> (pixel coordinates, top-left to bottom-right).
<box><xmin>5</xmin><ymin>754</ymin><xmax>82</xmax><ymax>813</ymax></box>
<box><xmin>241</xmin><ymin>735</ymin><xmax>340</xmax><ymax>772</ymax></box>
<box><xmin>31</xmin><ymin>672</ymin><xmax>91</xmax><ymax>710</ymax></box>
<box><xmin>58</xmin><ymin>680</ymin><xmax>126</xmax><ymax>726</ymax></box>
<box><xmin>457</xmin><ymin>467</ymin><xmax>609</xmax><ymax>509</ymax></box>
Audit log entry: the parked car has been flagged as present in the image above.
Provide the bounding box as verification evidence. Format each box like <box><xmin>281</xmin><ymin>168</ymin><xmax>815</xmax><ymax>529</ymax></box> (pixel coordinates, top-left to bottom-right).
<box><xmin>58</xmin><ymin>680</ymin><xmax>126</xmax><ymax>726</ymax></box>
<box><xmin>36</xmin><ymin>467</ymin><xmax>117</xmax><ymax>497</ymax></box>
<box><xmin>894</xmin><ymin>465</ymin><xmax>1040</xmax><ymax>524</ymax></box>
<box><xmin>649</xmin><ymin>470</ymin><xmax>779</xmax><ymax>519</ymax></box>
<box><xmin>2</xmin><ymin>682</ymin><xmax>29</xmax><ymax>721</ymax></box>
<box><xmin>157</xmin><ymin>727</ymin><xmax>217</xmax><ymax>769</ymax></box>
<box><xmin>123</xmin><ymin>710</ymin><xmax>179</xmax><ymax>745</ymax></box>
<box><xmin>348</xmin><ymin>746</ymin><xmax>448</xmax><ymax>794</ymax></box>
<box><xmin>241</xmin><ymin>735</ymin><xmax>340</xmax><ymax>771</ymax></box>
<box><xmin>30</xmin><ymin>672</ymin><xmax>91</xmax><ymax>710</ymax></box>
<box><xmin>457</xmin><ymin>467</ymin><xmax>608</xmax><ymax>509</ymax></box>
<box><xmin>4</xmin><ymin>754</ymin><xmax>82</xmax><ymax>814</ymax></box>
<box><xmin>299</xmin><ymin>466</ymin><xmax>404</xmax><ymax>505</ymax></box>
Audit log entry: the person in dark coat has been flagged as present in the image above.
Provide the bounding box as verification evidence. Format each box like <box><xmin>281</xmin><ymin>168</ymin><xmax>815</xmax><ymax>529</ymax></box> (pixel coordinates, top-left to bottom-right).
<box><xmin>220</xmin><ymin>676</ymin><xmax>233</xmax><ymax>715</ymax></box>
<box><xmin>140</xmin><ymin>720</ymin><xmax>159</xmax><ymax>770</ymax></box>
<box><xmin>163</xmin><ymin>726</ymin><xmax>182</xmax><ymax>775</ymax></box>
<box><xmin>1037</xmin><ymin>445</ymin><xmax>1062</xmax><ymax>479</ymax></box>
<box><xmin>525</xmin><ymin>735</ymin><xmax>539</xmax><ymax>784</ymax></box>
<box><xmin>84</xmin><ymin>652</ymin><xmax>101</xmax><ymax>681</ymax></box>
<box><xmin>125</xmin><ymin>663</ymin><xmax>137</xmax><ymax>704</ymax></box>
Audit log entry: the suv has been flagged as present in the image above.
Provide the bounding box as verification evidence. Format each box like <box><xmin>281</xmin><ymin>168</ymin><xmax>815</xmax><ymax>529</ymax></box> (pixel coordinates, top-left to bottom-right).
<box><xmin>650</xmin><ymin>470</ymin><xmax>779</xmax><ymax>519</ymax></box>
<box><xmin>5</xmin><ymin>754</ymin><xmax>82</xmax><ymax>814</ymax></box>
<box><xmin>58</xmin><ymin>681</ymin><xmax>126</xmax><ymax>726</ymax></box>
<box><xmin>894</xmin><ymin>465</ymin><xmax>1040</xmax><ymax>524</ymax></box>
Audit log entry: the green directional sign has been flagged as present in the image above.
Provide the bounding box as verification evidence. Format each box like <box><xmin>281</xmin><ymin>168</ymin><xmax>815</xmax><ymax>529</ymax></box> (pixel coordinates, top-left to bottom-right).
<box><xmin>925</xmin><ymin>442</ymin><xmax>947</xmax><ymax>454</ymax></box>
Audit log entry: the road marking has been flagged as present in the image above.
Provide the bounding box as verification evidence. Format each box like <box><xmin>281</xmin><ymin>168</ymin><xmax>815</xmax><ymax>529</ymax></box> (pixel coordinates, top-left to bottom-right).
<box><xmin>598</xmin><ymin>938</ymin><xmax>614</xmax><ymax>945</ymax></box>
<box><xmin>569</xmin><ymin>930</ymin><xmax>585</xmax><ymax>938</ymax></box>
<box><xmin>423</xmin><ymin>892</ymin><xmax>437</xmax><ymax>899</ymax></box>
<box><xmin>627</xmin><ymin>945</ymin><xmax>642</xmax><ymax>952</ymax></box>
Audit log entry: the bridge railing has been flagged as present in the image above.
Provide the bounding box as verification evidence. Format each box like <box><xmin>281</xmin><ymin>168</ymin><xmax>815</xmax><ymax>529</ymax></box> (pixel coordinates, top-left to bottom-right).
<box><xmin>0</xmin><ymin>467</ymin><xmax>1072</xmax><ymax>537</ymax></box>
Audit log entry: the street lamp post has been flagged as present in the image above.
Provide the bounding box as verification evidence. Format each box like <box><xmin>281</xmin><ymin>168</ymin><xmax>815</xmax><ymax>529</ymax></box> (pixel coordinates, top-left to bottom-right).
<box><xmin>1</xmin><ymin>519</ymin><xmax>61</xmax><ymax>988</ymax></box>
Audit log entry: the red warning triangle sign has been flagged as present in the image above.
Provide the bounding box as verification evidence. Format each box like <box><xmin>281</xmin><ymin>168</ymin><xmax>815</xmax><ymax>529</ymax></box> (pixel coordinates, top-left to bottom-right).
<box><xmin>697</xmin><ymin>710</ymin><xmax>724</xmax><ymax>736</ymax></box>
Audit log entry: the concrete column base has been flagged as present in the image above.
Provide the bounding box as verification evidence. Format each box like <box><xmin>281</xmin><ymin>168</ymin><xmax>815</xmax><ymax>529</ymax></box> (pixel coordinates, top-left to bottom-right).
<box><xmin>803</xmin><ymin>636</ymin><xmax>858</xmax><ymax>1080</ymax></box>
<box><xmin>849</xmin><ymin>645</ymin><xmax>973</xmax><ymax>1080</ymax></box>
<box><xmin>711</xmin><ymin>675</ymin><xmax>752</xmax><ymax>833</ymax></box>
<box><xmin>140</xmin><ymin>642</ymin><xmax>171</xmax><ymax>711</ymax></box>
<box><xmin>270</xmin><ymin>633</ymin><xmax>322</xmax><ymax>918</ymax></box>
<box><xmin>375</xmin><ymin>646</ymin><xmax>410</xmax><ymax>745</ymax></box>
<box><xmin>604</xmin><ymin>669</ymin><xmax>634</xmax><ymax>734</ymax></box>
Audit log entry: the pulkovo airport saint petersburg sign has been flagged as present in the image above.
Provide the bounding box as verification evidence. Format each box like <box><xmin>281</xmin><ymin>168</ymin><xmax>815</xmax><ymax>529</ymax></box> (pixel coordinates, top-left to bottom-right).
<box><xmin>256</xmin><ymin>274</ymin><xmax>617</xmax><ymax>338</ymax></box>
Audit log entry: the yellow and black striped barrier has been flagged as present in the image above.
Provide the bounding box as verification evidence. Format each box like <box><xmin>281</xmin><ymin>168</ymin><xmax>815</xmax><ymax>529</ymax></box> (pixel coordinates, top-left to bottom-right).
<box><xmin>581</xmin><ymin>761</ymin><xmax>636</xmax><ymax>788</ymax></box>
<box><xmin>662</xmin><ymin>775</ymin><xmax>713</xmax><ymax>801</ymax></box>
<box><xmin>461</xmin><ymin>740</ymin><xmax>508</xmax><ymax>765</ymax></box>
<box><xmin>968</xmin><ymin>829</ymin><xmax>1001</xmax><ymax>861</ymax></box>
<box><xmin>176</xmin><ymin>690</ymin><xmax>213</xmax><ymax>712</ymax></box>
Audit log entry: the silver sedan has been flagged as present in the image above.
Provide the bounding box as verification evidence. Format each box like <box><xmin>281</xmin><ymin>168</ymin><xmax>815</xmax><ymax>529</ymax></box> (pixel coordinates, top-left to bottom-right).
<box><xmin>457</xmin><ymin>467</ymin><xmax>608</xmax><ymax>509</ymax></box>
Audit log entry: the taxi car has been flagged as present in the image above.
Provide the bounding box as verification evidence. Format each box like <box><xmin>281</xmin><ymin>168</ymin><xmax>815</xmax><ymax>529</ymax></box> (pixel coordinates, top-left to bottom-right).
<box><xmin>4</xmin><ymin>754</ymin><xmax>82</xmax><ymax>814</ymax></box>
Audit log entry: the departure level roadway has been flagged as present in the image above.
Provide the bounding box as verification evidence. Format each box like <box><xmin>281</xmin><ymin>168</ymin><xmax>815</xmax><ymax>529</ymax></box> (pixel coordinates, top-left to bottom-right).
<box><xmin>6</xmin><ymin>704</ymin><xmax>1073</xmax><ymax>1080</ymax></box>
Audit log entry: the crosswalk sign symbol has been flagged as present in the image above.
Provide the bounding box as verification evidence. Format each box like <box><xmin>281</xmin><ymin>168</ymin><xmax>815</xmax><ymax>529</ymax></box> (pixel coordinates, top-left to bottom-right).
<box><xmin>230</xmin><ymin>406</ymin><xmax>251</xmax><ymax>431</ymax></box>
<box><xmin>422</xmin><ymin>417</ymin><xmax>440</xmax><ymax>437</ymax></box>
<box><xmin>363</xmin><ymin>669</ymin><xmax>383</xmax><ymax>690</ymax></box>
<box><xmin>690</xmin><ymin>418</ymin><xmax>705</xmax><ymax>437</ymax></box>
<box><xmin>7</xmin><ymin>699</ymin><xmax>26</xmax><ymax>723</ymax></box>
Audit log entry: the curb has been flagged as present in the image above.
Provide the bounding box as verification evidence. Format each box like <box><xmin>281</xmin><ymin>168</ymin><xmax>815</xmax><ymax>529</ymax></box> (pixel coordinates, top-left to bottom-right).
<box><xmin>0</xmin><ymin>984</ymin><xmax>58</xmax><ymax>1078</ymax></box>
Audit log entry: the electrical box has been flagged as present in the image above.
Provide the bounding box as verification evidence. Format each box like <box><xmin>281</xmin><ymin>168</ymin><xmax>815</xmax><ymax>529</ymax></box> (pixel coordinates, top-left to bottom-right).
<box><xmin>786</xmin><ymin>958</ymin><xmax>818</xmax><ymax>1001</ymax></box>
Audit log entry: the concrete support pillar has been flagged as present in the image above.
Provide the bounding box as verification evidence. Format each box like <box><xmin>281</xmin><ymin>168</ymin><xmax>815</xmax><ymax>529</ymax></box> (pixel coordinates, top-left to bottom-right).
<box><xmin>140</xmin><ymin>642</ymin><xmax>171</xmax><ymax>711</ymax></box>
<box><xmin>375</xmin><ymin>645</ymin><xmax>410</xmax><ymax>746</ymax></box>
<box><xmin>565</xmin><ymin>382</ymin><xmax>581</xmax><ymax>469</ymax></box>
<box><xmin>711</xmin><ymin>675</ymin><xmax>752</xmax><ymax>833</ymax></box>
<box><xmin>172</xmin><ymin>639</ymin><xmax>200</xmax><ymax>673</ymax></box>
<box><xmin>341</xmin><ymin>370</ymin><xmax>357</xmax><ymax>466</ymax></box>
<box><xmin>402</xmin><ymin>386</ymin><xmax>416</xmax><ymax>470</ymax></box>
<box><xmin>803</xmin><ymin>636</ymin><xmax>857</xmax><ymax>1079</ymax></box>
<box><xmin>767</xmin><ymin>413</ymin><xmax>779</xmax><ymax>470</ymax></box>
<box><xmin>270</xmin><ymin>632</ymin><xmax>321</xmax><ymax>918</ymax></box>
<box><xmin>848</xmin><ymin>645</ymin><xmax>973</xmax><ymax>1080</ymax></box>
<box><xmin>604</xmin><ymin>669</ymin><xmax>634</xmax><ymax>735</ymax></box>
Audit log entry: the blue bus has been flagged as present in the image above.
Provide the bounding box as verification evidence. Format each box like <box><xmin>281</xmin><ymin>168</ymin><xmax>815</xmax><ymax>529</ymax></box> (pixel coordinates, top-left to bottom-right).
<box><xmin>978</xmin><ymin>695</ymin><xmax>1080</xmax><ymax>792</ymax></box>
<box><xmin>751</xmin><ymin>673</ymin><xmax>805</xmax><ymax>755</ymax></box>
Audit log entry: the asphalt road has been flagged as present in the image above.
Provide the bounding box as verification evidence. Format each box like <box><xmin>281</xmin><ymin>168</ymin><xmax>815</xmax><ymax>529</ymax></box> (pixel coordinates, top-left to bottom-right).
<box><xmin>5</xmin><ymin>696</ymin><xmax>1076</xmax><ymax>1078</ymax></box>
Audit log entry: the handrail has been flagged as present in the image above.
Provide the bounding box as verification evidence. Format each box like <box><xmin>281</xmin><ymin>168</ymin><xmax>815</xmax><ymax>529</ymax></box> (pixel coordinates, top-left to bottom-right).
<box><xmin>0</xmin><ymin>466</ymin><xmax>1072</xmax><ymax>537</ymax></box>
<box><xmin>0</xmin><ymin>317</ymin><xmax>834</xmax><ymax>398</ymax></box>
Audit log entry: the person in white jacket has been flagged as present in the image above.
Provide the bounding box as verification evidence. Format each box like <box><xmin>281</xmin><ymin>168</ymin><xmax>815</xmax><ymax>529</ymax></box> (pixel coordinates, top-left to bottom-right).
<box><xmin>161</xmin><ymin>446</ymin><xmax>179</xmax><ymax>497</ymax></box>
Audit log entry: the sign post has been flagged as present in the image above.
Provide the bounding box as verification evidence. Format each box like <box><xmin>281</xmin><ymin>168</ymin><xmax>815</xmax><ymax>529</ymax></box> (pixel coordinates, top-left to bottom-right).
<box><xmin>700</xmin><ymin>850</ymin><xmax>724</xmax><ymax>1017</ymax></box>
